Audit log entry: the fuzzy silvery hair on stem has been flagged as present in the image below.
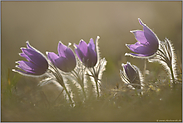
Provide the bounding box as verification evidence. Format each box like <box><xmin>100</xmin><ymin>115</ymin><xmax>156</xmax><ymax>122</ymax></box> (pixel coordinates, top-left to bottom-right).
<box><xmin>148</xmin><ymin>38</ymin><xmax>177</xmax><ymax>84</ymax></box>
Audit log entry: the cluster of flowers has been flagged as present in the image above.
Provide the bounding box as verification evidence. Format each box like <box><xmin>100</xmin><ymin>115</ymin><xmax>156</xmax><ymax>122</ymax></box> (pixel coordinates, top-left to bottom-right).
<box><xmin>13</xmin><ymin>18</ymin><xmax>178</xmax><ymax>106</ymax></box>
<box><xmin>13</xmin><ymin>36</ymin><xmax>107</xmax><ymax>106</ymax></box>
<box><xmin>120</xmin><ymin>18</ymin><xmax>177</xmax><ymax>91</ymax></box>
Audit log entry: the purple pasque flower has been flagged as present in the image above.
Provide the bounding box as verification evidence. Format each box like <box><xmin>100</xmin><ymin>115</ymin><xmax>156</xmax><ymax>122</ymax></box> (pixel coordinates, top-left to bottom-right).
<box><xmin>13</xmin><ymin>41</ymin><xmax>48</xmax><ymax>76</ymax></box>
<box><xmin>125</xmin><ymin>18</ymin><xmax>159</xmax><ymax>58</ymax></box>
<box><xmin>47</xmin><ymin>41</ymin><xmax>76</xmax><ymax>72</ymax></box>
<box><xmin>74</xmin><ymin>37</ymin><xmax>98</xmax><ymax>68</ymax></box>
<box><xmin>120</xmin><ymin>62</ymin><xmax>143</xmax><ymax>89</ymax></box>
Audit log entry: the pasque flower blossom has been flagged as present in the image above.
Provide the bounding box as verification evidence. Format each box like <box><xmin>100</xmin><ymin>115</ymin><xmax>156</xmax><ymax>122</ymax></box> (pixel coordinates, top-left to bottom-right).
<box><xmin>125</xmin><ymin>18</ymin><xmax>159</xmax><ymax>58</ymax></box>
<box><xmin>13</xmin><ymin>41</ymin><xmax>48</xmax><ymax>76</ymax></box>
<box><xmin>74</xmin><ymin>37</ymin><xmax>97</xmax><ymax>67</ymax></box>
<box><xmin>120</xmin><ymin>62</ymin><xmax>143</xmax><ymax>89</ymax></box>
<box><xmin>47</xmin><ymin>41</ymin><xmax>76</xmax><ymax>72</ymax></box>
<box><xmin>74</xmin><ymin>36</ymin><xmax>106</xmax><ymax>98</ymax></box>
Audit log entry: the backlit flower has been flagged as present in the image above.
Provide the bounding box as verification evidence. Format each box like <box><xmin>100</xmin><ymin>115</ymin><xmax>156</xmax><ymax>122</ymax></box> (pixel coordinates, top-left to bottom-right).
<box><xmin>120</xmin><ymin>62</ymin><xmax>143</xmax><ymax>89</ymax></box>
<box><xmin>74</xmin><ymin>37</ymin><xmax>98</xmax><ymax>67</ymax></box>
<box><xmin>125</xmin><ymin>18</ymin><xmax>159</xmax><ymax>58</ymax></box>
<box><xmin>13</xmin><ymin>41</ymin><xmax>48</xmax><ymax>76</ymax></box>
<box><xmin>47</xmin><ymin>41</ymin><xmax>76</xmax><ymax>72</ymax></box>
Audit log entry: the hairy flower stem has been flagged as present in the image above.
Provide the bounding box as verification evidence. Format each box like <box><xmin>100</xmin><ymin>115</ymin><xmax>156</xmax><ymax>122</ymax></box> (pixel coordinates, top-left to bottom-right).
<box><xmin>63</xmin><ymin>85</ymin><xmax>74</xmax><ymax>107</ymax></box>
<box><xmin>169</xmin><ymin>66</ymin><xmax>175</xmax><ymax>87</ymax></box>
<box><xmin>143</xmin><ymin>59</ymin><xmax>147</xmax><ymax>80</ymax></box>
<box><xmin>93</xmin><ymin>67</ymin><xmax>99</xmax><ymax>98</ymax></box>
<box><xmin>95</xmin><ymin>79</ymin><xmax>100</xmax><ymax>98</ymax></box>
<box><xmin>72</xmin><ymin>70</ymin><xmax>86</xmax><ymax>99</ymax></box>
<box><xmin>81</xmin><ymin>86</ymin><xmax>86</xmax><ymax>99</ymax></box>
<box><xmin>157</xmin><ymin>49</ymin><xmax>175</xmax><ymax>87</ymax></box>
<box><xmin>49</xmin><ymin>66</ymin><xmax>73</xmax><ymax>107</ymax></box>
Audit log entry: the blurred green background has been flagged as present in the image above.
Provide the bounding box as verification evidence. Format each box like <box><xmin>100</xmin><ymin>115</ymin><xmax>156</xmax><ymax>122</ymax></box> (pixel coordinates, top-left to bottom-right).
<box><xmin>2</xmin><ymin>1</ymin><xmax>182</xmax><ymax>80</ymax></box>
<box><xmin>1</xmin><ymin>1</ymin><xmax>182</xmax><ymax>121</ymax></box>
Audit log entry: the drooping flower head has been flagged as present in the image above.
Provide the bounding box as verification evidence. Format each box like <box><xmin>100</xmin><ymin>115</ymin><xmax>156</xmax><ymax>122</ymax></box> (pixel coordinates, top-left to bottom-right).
<box><xmin>47</xmin><ymin>41</ymin><xmax>76</xmax><ymax>72</ymax></box>
<box><xmin>120</xmin><ymin>62</ymin><xmax>143</xmax><ymax>89</ymax></box>
<box><xmin>13</xmin><ymin>41</ymin><xmax>48</xmax><ymax>76</ymax></box>
<box><xmin>75</xmin><ymin>37</ymin><xmax>99</xmax><ymax>68</ymax></box>
<box><xmin>125</xmin><ymin>18</ymin><xmax>159</xmax><ymax>58</ymax></box>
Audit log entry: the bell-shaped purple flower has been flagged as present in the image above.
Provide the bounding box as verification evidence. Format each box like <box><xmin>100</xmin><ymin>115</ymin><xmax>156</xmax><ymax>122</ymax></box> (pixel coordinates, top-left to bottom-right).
<box><xmin>13</xmin><ymin>41</ymin><xmax>48</xmax><ymax>76</ymax></box>
<box><xmin>120</xmin><ymin>62</ymin><xmax>143</xmax><ymax>89</ymax></box>
<box><xmin>125</xmin><ymin>18</ymin><xmax>159</xmax><ymax>58</ymax></box>
<box><xmin>75</xmin><ymin>37</ymin><xmax>97</xmax><ymax>68</ymax></box>
<box><xmin>47</xmin><ymin>41</ymin><xmax>76</xmax><ymax>72</ymax></box>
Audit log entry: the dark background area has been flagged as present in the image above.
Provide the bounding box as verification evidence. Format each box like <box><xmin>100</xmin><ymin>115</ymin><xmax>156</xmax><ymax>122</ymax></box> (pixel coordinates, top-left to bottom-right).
<box><xmin>2</xmin><ymin>1</ymin><xmax>182</xmax><ymax>81</ymax></box>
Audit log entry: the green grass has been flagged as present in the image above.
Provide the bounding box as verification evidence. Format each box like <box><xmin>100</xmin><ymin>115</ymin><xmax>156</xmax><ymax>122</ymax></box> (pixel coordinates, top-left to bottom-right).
<box><xmin>1</xmin><ymin>68</ymin><xmax>182</xmax><ymax>122</ymax></box>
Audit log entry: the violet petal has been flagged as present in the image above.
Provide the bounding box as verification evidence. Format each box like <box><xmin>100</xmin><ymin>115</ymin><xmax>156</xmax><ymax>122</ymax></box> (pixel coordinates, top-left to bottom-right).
<box><xmin>58</xmin><ymin>42</ymin><xmax>67</xmax><ymax>57</ymax></box>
